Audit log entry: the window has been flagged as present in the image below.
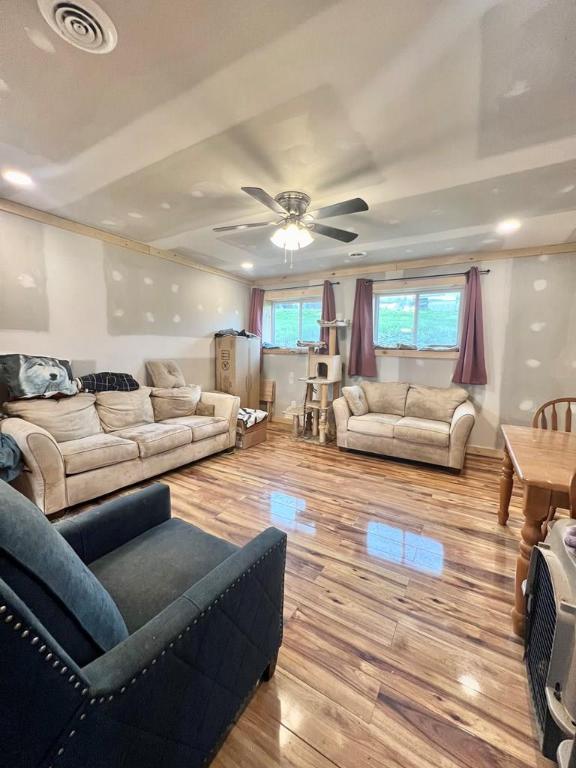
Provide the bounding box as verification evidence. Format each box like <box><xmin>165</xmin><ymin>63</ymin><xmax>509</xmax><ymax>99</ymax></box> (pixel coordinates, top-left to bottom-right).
<box><xmin>263</xmin><ymin>298</ymin><xmax>322</xmax><ymax>347</ymax></box>
<box><xmin>374</xmin><ymin>289</ymin><xmax>462</xmax><ymax>349</ymax></box>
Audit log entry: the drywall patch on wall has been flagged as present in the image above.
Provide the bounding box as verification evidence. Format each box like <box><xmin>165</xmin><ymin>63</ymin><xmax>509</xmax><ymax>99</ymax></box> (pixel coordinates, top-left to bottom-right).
<box><xmin>0</xmin><ymin>211</ymin><xmax>48</xmax><ymax>331</ymax></box>
<box><xmin>103</xmin><ymin>244</ymin><xmax>248</xmax><ymax>337</ymax></box>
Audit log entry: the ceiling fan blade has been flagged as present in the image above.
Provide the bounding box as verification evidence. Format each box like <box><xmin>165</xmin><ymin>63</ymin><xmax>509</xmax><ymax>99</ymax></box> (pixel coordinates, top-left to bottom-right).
<box><xmin>241</xmin><ymin>186</ymin><xmax>288</xmax><ymax>214</ymax></box>
<box><xmin>310</xmin><ymin>197</ymin><xmax>369</xmax><ymax>220</ymax></box>
<box><xmin>213</xmin><ymin>222</ymin><xmax>273</xmax><ymax>232</ymax></box>
<box><xmin>312</xmin><ymin>222</ymin><xmax>358</xmax><ymax>243</ymax></box>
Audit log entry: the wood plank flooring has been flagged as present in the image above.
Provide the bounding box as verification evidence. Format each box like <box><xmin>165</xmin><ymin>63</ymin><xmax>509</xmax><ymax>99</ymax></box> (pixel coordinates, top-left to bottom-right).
<box><xmin>159</xmin><ymin>425</ymin><xmax>552</xmax><ymax>768</ymax></box>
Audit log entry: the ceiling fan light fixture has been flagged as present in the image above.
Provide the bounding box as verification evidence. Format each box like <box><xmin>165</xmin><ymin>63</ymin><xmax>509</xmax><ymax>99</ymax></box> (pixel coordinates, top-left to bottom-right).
<box><xmin>270</xmin><ymin>222</ymin><xmax>313</xmax><ymax>250</ymax></box>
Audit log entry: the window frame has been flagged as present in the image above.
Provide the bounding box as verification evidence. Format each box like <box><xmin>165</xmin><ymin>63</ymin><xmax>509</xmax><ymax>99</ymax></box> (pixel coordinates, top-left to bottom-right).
<box><xmin>372</xmin><ymin>286</ymin><xmax>464</xmax><ymax>351</ymax></box>
<box><xmin>263</xmin><ymin>295</ymin><xmax>322</xmax><ymax>349</ymax></box>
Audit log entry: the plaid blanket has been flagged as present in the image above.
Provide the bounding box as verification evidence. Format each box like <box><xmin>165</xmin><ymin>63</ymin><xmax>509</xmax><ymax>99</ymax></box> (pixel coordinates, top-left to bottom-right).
<box><xmin>79</xmin><ymin>372</ymin><xmax>139</xmax><ymax>393</ymax></box>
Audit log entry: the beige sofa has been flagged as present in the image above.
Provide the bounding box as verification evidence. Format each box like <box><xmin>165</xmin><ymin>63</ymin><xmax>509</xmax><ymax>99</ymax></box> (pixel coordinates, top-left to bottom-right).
<box><xmin>333</xmin><ymin>381</ymin><xmax>475</xmax><ymax>470</ymax></box>
<box><xmin>1</xmin><ymin>386</ymin><xmax>239</xmax><ymax>515</ymax></box>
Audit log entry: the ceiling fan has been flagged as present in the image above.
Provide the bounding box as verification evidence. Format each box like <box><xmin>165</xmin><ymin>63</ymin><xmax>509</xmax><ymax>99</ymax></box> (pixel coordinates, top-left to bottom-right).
<box><xmin>213</xmin><ymin>187</ymin><xmax>369</xmax><ymax>250</ymax></box>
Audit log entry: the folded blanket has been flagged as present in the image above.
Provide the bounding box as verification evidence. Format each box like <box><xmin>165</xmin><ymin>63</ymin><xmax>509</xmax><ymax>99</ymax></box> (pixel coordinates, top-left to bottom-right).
<box><xmin>78</xmin><ymin>372</ymin><xmax>139</xmax><ymax>393</ymax></box>
<box><xmin>238</xmin><ymin>408</ymin><xmax>267</xmax><ymax>428</ymax></box>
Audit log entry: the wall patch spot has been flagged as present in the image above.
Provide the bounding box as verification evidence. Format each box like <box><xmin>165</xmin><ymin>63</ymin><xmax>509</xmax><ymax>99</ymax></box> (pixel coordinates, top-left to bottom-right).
<box><xmin>533</xmin><ymin>279</ymin><xmax>547</xmax><ymax>291</ymax></box>
<box><xmin>234</xmin><ymin>309</ymin><xmax>240</xmax><ymax>315</ymax></box>
<box><xmin>172</xmin><ymin>314</ymin><xmax>181</xmax><ymax>324</ymax></box>
<box><xmin>519</xmin><ymin>399</ymin><xmax>534</xmax><ymax>412</ymax></box>
<box><xmin>143</xmin><ymin>277</ymin><xmax>154</xmax><ymax>285</ymax></box>
<box><xmin>537</xmin><ymin>254</ymin><xmax>550</xmax><ymax>262</ymax></box>
<box><xmin>145</xmin><ymin>312</ymin><xmax>155</xmax><ymax>323</ymax></box>
<box><xmin>128</xmin><ymin>212</ymin><xmax>143</xmax><ymax>219</ymax></box>
<box><xmin>171</xmin><ymin>283</ymin><xmax>179</xmax><ymax>294</ymax></box>
<box><xmin>525</xmin><ymin>359</ymin><xmax>541</xmax><ymax>368</ymax></box>
<box><xmin>530</xmin><ymin>322</ymin><xmax>546</xmax><ymax>332</ymax></box>
<box><xmin>0</xmin><ymin>78</ymin><xmax>9</xmax><ymax>93</ymax></box>
<box><xmin>197</xmin><ymin>303</ymin><xmax>204</xmax><ymax>311</ymax></box>
<box><xmin>17</xmin><ymin>273</ymin><xmax>37</xmax><ymax>289</ymax></box>
<box><xmin>112</xmin><ymin>270</ymin><xmax>123</xmax><ymax>282</ymax></box>
<box><xmin>25</xmin><ymin>27</ymin><xmax>56</xmax><ymax>53</ymax></box>
<box><xmin>217</xmin><ymin>306</ymin><xmax>223</xmax><ymax>314</ymax></box>
<box><xmin>114</xmin><ymin>308</ymin><xmax>124</xmax><ymax>318</ymax></box>
<box><xmin>160</xmin><ymin>202</ymin><xmax>171</xmax><ymax>210</ymax></box>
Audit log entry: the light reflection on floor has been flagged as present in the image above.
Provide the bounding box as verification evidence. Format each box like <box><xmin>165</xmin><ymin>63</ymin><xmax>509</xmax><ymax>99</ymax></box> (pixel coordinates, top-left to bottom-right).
<box><xmin>269</xmin><ymin>491</ymin><xmax>316</xmax><ymax>535</ymax></box>
<box><xmin>366</xmin><ymin>521</ymin><xmax>444</xmax><ymax>575</ymax></box>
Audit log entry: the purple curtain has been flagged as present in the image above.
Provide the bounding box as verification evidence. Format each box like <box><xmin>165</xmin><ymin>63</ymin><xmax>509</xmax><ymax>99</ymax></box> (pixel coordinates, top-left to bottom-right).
<box><xmin>452</xmin><ymin>267</ymin><xmax>487</xmax><ymax>385</ymax></box>
<box><xmin>248</xmin><ymin>288</ymin><xmax>265</xmax><ymax>337</ymax></box>
<box><xmin>320</xmin><ymin>280</ymin><xmax>339</xmax><ymax>354</ymax></box>
<box><xmin>348</xmin><ymin>279</ymin><xmax>377</xmax><ymax>377</ymax></box>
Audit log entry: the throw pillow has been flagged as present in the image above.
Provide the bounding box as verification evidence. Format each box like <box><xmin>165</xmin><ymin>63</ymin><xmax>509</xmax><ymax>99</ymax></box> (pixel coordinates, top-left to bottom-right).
<box><xmin>146</xmin><ymin>360</ymin><xmax>186</xmax><ymax>389</ymax></box>
<box><xmin>360</xmin><ymin>381</ymin><xmax>409</xmax><ymax>416</ymax></box>
<box><xmin>0</xmin><ymin>354</ymin><xmax>78</xmax><ymax>399</ymax></box>
<box><xmin>151</xmin><ymin>385</ymin><xmax>202</xmax><ymax>421</ymax></box>
<box><xmin>196</xmin><ymin>401</ymin><xmax>215</xmax><ymax>417</ymax></box>
<box><xmin>342</xmin><ymin>385</ymin><xmax>369</xmax><ymax>416</ymax></box>
<box><xmin>95</xmin><ymin>387</ymin><xmax>154</xmax><ymax>432</ymax></box>
<box><xmin>405</xmin><ymin>385</ymin><xmax>468</xmax><ymax>423</ymax></box>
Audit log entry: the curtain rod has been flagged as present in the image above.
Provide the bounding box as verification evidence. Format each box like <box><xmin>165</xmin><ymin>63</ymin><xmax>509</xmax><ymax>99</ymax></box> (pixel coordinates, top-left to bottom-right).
<box><xmin>372</xmin><ymin>269</ymin><xmax>490</xmax><ymax>283</ymax></box>
<box><xmin>262</xmin><ymin>281</ymin><xmax>340</xmax><ymax>291</ymax></box>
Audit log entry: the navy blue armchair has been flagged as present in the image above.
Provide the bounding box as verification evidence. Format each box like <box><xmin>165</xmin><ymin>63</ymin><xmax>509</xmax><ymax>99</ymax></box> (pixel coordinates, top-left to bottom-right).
<box><xmin>0</xmin><ymin>481</ymin><xmax>286</xmax><ymax>767</ymax></box>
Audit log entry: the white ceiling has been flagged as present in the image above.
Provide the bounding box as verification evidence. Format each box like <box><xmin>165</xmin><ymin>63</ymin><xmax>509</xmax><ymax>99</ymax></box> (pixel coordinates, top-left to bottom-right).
<box><xmin>1</xmin><ymin>0</ymin><xmax>575</xmax><ymax>277</ymax></box>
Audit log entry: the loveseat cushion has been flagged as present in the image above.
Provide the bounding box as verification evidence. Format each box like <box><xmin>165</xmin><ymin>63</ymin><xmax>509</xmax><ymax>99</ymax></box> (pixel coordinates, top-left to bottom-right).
<box><xmin>150</xmin><ymin>385</ymin><xmax>201</xmax><ymax>421</ymax></box>
<box><xmin>3</xmin><ymin>393</ymin><xmax>102</xmax><ymax>442</ymax></box>
<box><xmin>360</xmin><ymin>381</ymin><xmax>409</xmax><ymax>416</ymax></box>
<box><xmin>114</xmin><ymin>423</ymin><xmax>191</xmax><ymax>458</ymax></box>
<box><xmin>161</xmin><ymin>415</ymin><xmax>228</xmax><ymax>442</ymax></box>
<box><xmin>95</xmin><ymin>387</ymin><xmax>154</xmax><ymax>432</ymax></box>
<box><xmin>348</xmin><ymin>413</ymin><xmax>401</xmax><ymax>438</ymax></box>
<box><xmin>89</xmin><ymin>518</ymin><xmax>238</xmax><ymax>632</ymax></box>
<box><xmin>342</xmin><ymin>385</ymin><xmax>369</xmax><ymax>416</ymax></box>
<box><xmin>60</xmin><ymin>433</ymin><xmax>139</xmax><ymax>475</ymax></box>
<box><xmin>394</xmin><ymin>416</ymin><xmax>450</xmax><ymax>448</ymax></box>
<box><xmin>0</xmin><ymin>481</ymin><xmax>128</xmax><ymax>664</ymax></box>
<box><xmin>405</xmin><ymin>385</ymin><xmax>468</xmax><ymax>423</ymax></box>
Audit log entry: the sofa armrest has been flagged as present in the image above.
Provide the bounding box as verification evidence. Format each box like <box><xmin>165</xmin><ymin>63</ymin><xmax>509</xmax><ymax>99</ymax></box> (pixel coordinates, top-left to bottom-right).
<box><xmin>56</xmin><ymin>484</ymin><xmax>172</xmax><ymax>564</ymax></box>
<box><xmin>333</xmin><ymin>397</ymin><xmax>351</xmax><ymax>445</ymax></box>
<box><xmin>200</xmin><ymin>391</ymin><xmax>240</xmax><ymax>447</ymax></box>
<box><xmin>0</xmin><ymin>417</ymin><xmax>66</xmax><ymax>514</ymax></box>
<box><xmin>448</xmin><ymin>401</ymin><xmax>476</xmax><ymax>469</ymax></box>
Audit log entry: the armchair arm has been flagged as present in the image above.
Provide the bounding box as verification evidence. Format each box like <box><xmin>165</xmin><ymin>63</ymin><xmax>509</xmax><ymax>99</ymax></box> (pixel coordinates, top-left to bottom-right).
<box><xmin>448</xmin><ymin>400</ymin><xmax>476</xmax><ymax>469</ymax></box>
<box><xmin>200</xmin><ymin>391</ymin><xmax>240</xmax><ymax>447</ymax></box>
<box><xmin>0</xmin><ymin>417</ymin><xmax>66</xmax><ymax>514</ymax></box>
<box><xmin>333</xmin><ymin>396</ymin><xmax>351</xmax><ymax>446</ymax></box>
<box><xmin>56</xmin><ymin>484</ymin><xmax>171</xmax><ymax>564</ymax></box>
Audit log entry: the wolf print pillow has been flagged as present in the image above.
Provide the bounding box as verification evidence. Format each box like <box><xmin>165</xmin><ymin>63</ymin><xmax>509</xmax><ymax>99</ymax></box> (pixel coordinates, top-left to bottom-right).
<box><xmin>0</xmin><ymin>354</ymin><xmax>79</xmax><ymax>400</ymax></box>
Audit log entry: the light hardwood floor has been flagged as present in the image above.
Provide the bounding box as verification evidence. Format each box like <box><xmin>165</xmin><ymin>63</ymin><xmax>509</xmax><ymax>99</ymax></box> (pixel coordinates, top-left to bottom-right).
<box><xmin>159</xmin><ymin>424</ymin><xmax>552</xmax><ymax>768</ymax></box>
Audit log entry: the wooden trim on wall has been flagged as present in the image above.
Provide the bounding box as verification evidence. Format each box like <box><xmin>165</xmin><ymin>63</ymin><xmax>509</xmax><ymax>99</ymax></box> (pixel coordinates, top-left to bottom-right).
<box><xmin>254</xmin><ymin>241</ymin><xmax>576</xmax><ymax>286</ymax></box>
<box><xmin>0</xmin><ymin>197</ymin><xmax>251</xmax><ymax>286</ymax></box>
<box><xmin>265</xmin><ymin>286</ymin><xmax>323</xmax><ymax>300</ymax></box>
<box><xmin>375</xmin><ymin>348</ymin><xmax>459</xmax><ymax>360</ymax></box>
<box><xmin>263</xmin><ymin>348</ymin><xmax>308</xmax><ymax>355</ymax></box>
<box><xmin>373</xmin><ymin>274</ymin><xmax>466</xmax><ymax>292</ymax></box>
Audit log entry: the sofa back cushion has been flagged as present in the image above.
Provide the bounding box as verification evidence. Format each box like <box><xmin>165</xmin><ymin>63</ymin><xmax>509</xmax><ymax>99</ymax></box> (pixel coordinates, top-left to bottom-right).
<box><xmin>146</xmin><ymin>360</ymin><xmax>186</xmax><ymax>389</ymax></box>
<box><xmin>342</xmin><ymin>385</ymin><xmax>369</xmax><ymax>416</ymax></box>
<box><xmin>3</xmin><ymin>393</ymin><xmax>102</xmax><ymax>442</ymax></box>
<box><xmin>360</xmin><ymin>381</ymin><xmax>409</xmax><ymax>416</ymax></box>
<box><xmin>0</xmin><ymin>481</ymin><xmax>128</xmax><ymax>664</ymax></box>
<box><xmin>151</xmin><ymin>385</ymin><xmax>202</xmax><ymax>421</ymax></box>
<box><xmin>95</xmin><ymin>387</ymin><xmax>154</xmax><ymax>432</ymax></box>
<box><xmin>405</xmin><ymin>385</ymin><xmax>468</xmax><ymax>423</ymax></box>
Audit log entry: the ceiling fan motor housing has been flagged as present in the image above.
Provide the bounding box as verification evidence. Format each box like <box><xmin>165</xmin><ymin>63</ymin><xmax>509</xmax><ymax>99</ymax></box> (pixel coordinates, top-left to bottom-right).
<box><xmin>274</xmin><ymin>191</ymin><xmax>311</xmax><ymax>217</ymax></box>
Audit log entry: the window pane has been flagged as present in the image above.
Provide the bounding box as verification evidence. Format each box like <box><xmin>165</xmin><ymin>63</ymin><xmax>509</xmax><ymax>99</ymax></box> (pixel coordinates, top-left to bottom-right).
<box><xmin>273</xmin><ymin>302</ymin><xmax>299</xmax><ymax>347</ymax></box>
<box><xmin>375</xmin><ymin>294</ymin><xmax>416</xmax><ymax>347</ymax></box>
<box><xmin>416</xmin><ymin>291</ymin><xmax>461</xmax><ymax>347</ymax></box>
<box><xmin>300</xmin><ymin>300</ymin><xmax>321</xmax><ymax>342</ymax></box>
<box><xmin>262</xmin><ymin>302</ymin><xmax>272</xmax><ymax>344</ymax></box>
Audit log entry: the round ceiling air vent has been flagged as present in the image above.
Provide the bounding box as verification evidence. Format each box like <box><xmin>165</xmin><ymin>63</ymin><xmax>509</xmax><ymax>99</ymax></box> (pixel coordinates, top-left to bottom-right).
<box><xmin>37</xmin><ymin>0</ymin><xmax>117</xmax><ymax>54</ymax></box>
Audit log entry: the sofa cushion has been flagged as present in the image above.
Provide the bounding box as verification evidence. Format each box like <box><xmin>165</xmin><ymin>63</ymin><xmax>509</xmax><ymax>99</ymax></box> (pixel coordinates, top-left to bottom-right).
<box><xmin>405</xmin><ymin>385</ymin><xmax>468</xmax><ymax>424</ymax></box>
<box><xmin>60</xmin><ymin>433</ymin><xmax>139</xmax><ymax>475</ymax></box>
<box><xmin>162</xmin><ymin>415</ymin><xmax>228</xmax><ymax>442</ymax></box>
<box><xmin>394</xmin><ymin>416</ymin><xmax>450</xmax><ymax>448</ymax></box>
<box><xmin>3</xmin><ymin>393</ymin><xmax>102</xmax><ymax>442</ymax></box>
<box><xmin>95</xmin><ymin>387</ymin><xmax>154</xmax><ymax>432</ymax></box>
<box><xmin>0</xmin><ymin>481</ymin><xmax>128</xmax><ymax>664</ymax></box>
<box><xmin>360</xmin><ymin>381</ymin><xmax>409</xmax><ymax>416</ymax></box>
<box><xmin>151</xmin><ymin>385</ymin><xmax>201</xmax><ymax>421</ymax></box>
<box><xmin>342</xmin><ymin>385</ymin><xmax>369</xmax><ymax>416</ymax></box>
<box><xmin>348</xmin><ymin>413</ymin><xmax>402</xmax><ymax>438</ymax></box>
<box><xmin>146</xmin><ymin>360</ymin><xmax>186</xmax><ymax>389</ymax></box>
<box><xmin>114</xmin><ymin>423</ymin><xmax>191</xmax><ymax>458</ymax></box>
<box><xmin>89</xmin><ymin>517</ymin><xmax>238</xmax><ymax>632</ymax></box>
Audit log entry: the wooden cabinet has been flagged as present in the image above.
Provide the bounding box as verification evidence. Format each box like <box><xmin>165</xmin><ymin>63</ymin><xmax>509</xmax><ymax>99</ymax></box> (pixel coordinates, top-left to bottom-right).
<box><xmin>215</xmin><ymin>335</ymin><xmax>261</xmax><ymax>409</ymax></box>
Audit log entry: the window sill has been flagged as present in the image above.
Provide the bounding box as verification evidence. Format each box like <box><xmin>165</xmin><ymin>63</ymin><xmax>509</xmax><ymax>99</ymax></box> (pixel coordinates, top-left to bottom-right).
<box><xmin>375</xmin><ymin>348</ymin><xmax>459</xmax><ymax>360</ymax></box>
<box><xmin>262</xmin><ymin>348</ymin><xmax>308</xmax><ymax>355</ymax></box>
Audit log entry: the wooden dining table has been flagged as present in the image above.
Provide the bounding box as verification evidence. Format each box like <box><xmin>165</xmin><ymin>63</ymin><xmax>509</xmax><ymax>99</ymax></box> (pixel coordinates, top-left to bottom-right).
<box><xmin>499</xmin><ymin>424</ymin><xmax>576</xmax><ymax>636</ymax></box>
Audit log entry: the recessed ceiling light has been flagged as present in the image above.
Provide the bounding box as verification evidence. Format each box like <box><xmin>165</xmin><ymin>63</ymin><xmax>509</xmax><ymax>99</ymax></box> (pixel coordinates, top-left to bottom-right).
<box><xmin>241</xmin><ymin>262</ymin><xmax>254</xmax><ymax>270</ymax></box>
<box><xmin>1</xmin><ymin>168</ymin><xmax>34</xmax><ymax>188</ymax></box>
<box><xmin>496</xmin><ymin>218</ymin><xmax>522</xmax><ymax>235</ymax></box>
<box><xmin>128</xmin><ymin>211</ymin><xmax>143</xmax><ymax>219</ymax></box>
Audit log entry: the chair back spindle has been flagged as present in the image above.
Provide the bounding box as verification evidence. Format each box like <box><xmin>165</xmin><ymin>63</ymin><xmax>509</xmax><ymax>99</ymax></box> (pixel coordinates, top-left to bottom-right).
<box><xmin>533</xmin><ymin>398</ymin><xmax>576</xmax><ymax>433</ymax></box>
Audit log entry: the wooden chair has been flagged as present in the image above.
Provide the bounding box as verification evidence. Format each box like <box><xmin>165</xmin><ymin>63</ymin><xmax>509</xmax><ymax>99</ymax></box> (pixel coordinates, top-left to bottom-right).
<box><xmin>533</xmin><ymin>398</ymin><xmax>576</xmax><ymax>533</ymax></box>
<box><xmin>260</xmin><ymin>379</ymin><xmax>276</xmax><ymax>421</ymax></box>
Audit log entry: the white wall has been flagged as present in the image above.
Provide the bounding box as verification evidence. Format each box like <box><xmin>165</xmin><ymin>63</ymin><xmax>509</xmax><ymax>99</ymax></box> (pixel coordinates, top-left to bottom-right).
<box><xmin>263</xmin><ymin>253</ymin><xmax>576</xmax><ymax>450</ymax></box>
<box><xmin>0</xmin><ymin>211</ymin><xmax>250</xmax><ymax>389</ymax></box>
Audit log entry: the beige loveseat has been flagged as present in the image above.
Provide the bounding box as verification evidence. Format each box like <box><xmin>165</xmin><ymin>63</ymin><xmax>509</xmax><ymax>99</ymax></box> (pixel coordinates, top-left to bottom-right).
<box><xmin>1</xmin><ymin>386</ymin><xmax>239</xmax><ymax>515</ymax></box>
<box><xmin>333</xmin><ymin>381</ymin><xmax>475</xmax><ymax>470</ymax></box>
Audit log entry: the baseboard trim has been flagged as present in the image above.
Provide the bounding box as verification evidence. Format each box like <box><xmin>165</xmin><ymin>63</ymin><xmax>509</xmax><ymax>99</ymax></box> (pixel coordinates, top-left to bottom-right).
<box><xmin>467</xmin><ymin>444</ymin><xmax>503</xmax><ymax>459</ymax></box>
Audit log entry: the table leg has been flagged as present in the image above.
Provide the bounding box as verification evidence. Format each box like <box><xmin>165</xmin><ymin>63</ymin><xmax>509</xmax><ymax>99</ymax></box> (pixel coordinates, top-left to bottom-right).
<box><xmin>512</xmin><ymin>484</ymin><xmax>553</xmax><ymax>637</ymax></box>
<box><xmin>498</xmin><ymin>447</ymin><xmax>514</xmax><ymax>526</ymax></box>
